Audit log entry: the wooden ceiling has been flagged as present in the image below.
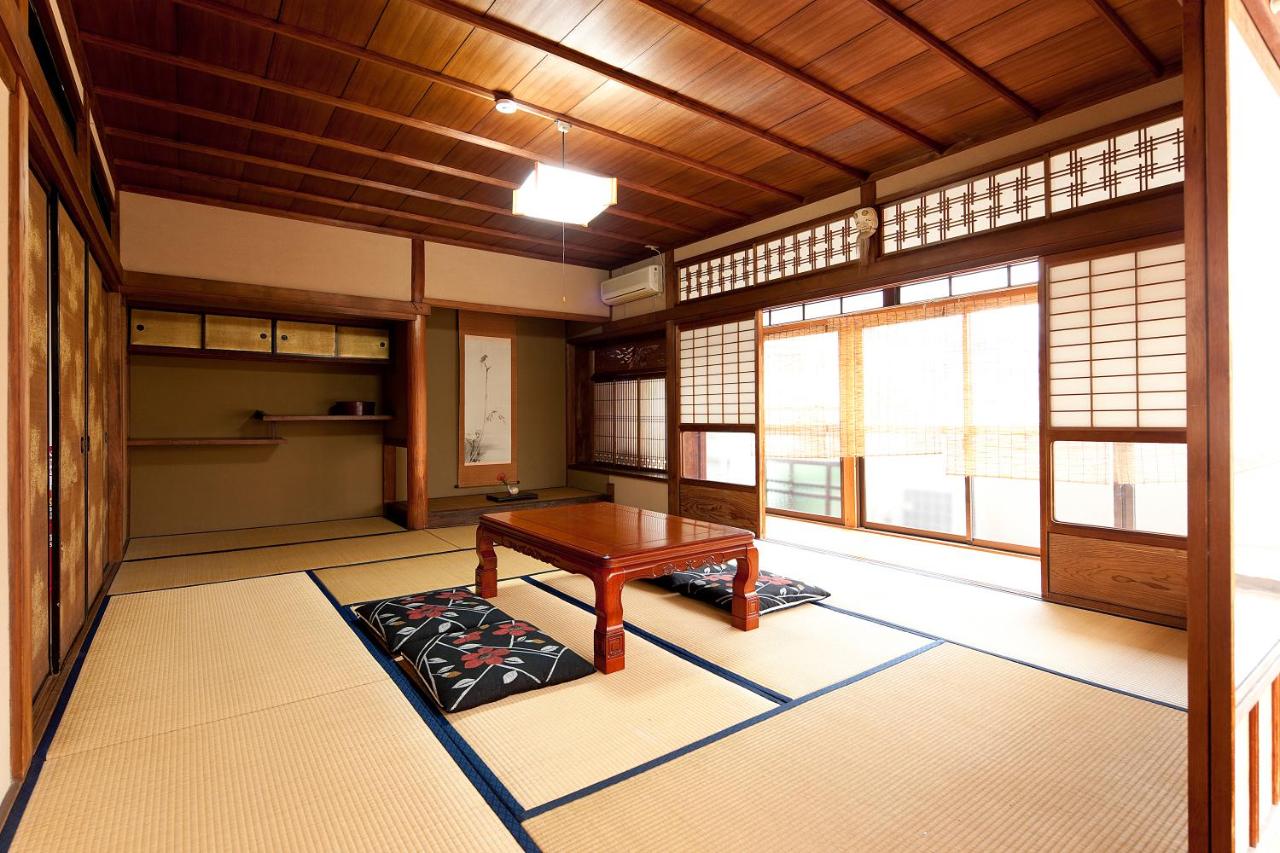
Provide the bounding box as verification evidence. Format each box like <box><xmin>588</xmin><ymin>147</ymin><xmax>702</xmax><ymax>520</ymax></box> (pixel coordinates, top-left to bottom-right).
<box><xmin>69</xmin><ymin>0</ymin><xmax>1183</xmax><ymax>269</ymax></box>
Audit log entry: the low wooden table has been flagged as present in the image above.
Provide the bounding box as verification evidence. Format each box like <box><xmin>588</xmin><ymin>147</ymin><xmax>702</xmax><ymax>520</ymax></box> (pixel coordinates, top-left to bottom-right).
<box><xmin>476</xmin><ymin>503</ymin><xmax>760</xmax><ymax>673</ymax></box>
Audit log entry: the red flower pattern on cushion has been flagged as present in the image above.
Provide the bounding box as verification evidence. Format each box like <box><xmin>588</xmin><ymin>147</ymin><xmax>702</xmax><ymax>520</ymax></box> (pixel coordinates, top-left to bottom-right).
<box><xmin>451</xmin><ymin>630</ymin><xmax>484</xmax><ymax>644</ymax></box>
<box><xmin>760</xmin><ymin>573</ymin><xmax>793</xmax><ymax>586</ymax></box>
<box><xmin>461</xmin><ymin>647</ymin><xmax>510</xmax><ymax>669</ymax></box>
<box><xmin>491</xmin><ymin>622</ymin><xmax>535</xmax><ymax>637</ymax></box>
<box><xmin>407</xmin><ymin>604</ymin><xmax>448</xmax><ymax>620</ymax></box>
<box><xmin>436</xmin><ymin>591</ymin><xmax>471</xmax><ymax>601</ymax></box>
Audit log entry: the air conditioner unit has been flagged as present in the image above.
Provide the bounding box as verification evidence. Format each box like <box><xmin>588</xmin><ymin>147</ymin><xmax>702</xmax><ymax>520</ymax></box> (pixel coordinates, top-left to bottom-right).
<box><xmin>601</xmin><ymin>264</ymin><xmax>663</xmax><ymax>305</ymax></box>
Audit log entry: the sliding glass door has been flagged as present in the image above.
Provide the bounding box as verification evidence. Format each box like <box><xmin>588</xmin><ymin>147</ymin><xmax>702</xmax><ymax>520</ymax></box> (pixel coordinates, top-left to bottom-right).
<box><xmin>761</xmin><ymin>263</ymin><xmax>1041</xmax><ymax>554</ymax></box>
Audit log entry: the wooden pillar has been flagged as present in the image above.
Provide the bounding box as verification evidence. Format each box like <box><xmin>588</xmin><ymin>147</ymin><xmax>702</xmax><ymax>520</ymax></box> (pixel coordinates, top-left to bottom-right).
<box><xmin>405</xmin><ymin>242</ymin><xmax>428</xmax><ymax>529</ymax></box>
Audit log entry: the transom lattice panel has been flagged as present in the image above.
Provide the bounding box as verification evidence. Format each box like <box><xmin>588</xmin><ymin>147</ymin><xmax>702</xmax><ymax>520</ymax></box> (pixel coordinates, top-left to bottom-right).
<box><xmin>679</xmin><ymin>320</ymin><xmax>757</xmax><ymax>424</ymax></box>
<box><xmin>1049</xmin><ymin>116</ymin><xmax>1185</xmax><ymax>212</ymax></box>
<box><xmin>678</xmin><ymin>214</ymin><xmax>860</xmax><ymax>302</ymax></box>
<box><xmin>881</xmin><ymin>161</ymin><xmax>1047</xmax><ymax>255</ymax></box>
<box><xmin>1047</xmin><ymin>243</ymin><xmax>1187</xmax><ymax>428</ymax></box>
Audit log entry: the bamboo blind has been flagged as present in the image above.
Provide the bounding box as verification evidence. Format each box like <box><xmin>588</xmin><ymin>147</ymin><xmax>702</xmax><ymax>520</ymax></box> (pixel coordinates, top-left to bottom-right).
<box><xmin>763</xmin><ymin>287</ymin><xmax>1039</xmax><ymax>479</ymax></box>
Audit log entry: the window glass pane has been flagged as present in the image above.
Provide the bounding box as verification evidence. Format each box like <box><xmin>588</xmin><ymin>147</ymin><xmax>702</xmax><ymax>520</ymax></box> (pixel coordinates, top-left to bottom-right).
<box><xmin>768</xmin><ymin>305</ymin><xmax>803</xmax><ymax>326</ymax></box>
<box><xmin>972</xmin><ymin>477</ymin><xmax>1040</xmax><ymax>547</ymax></box>
<box><xmin>763</xmin><ymin>332</ymin><xmax>841</xmax><ymax>517</ymax></box>
<box><xmin>1010</xmin><ymin>259</ymin><xmax>1040</xmax><ymax>285</ymax></box>
<box><xmin>841</xmin><ymin>291</ymin><xmax>882</xmax><ymax>314</ymax></box>
<box><xmin>862</xmin><ymin>314</ymin><xmax>966</xmax><ymax>536</ymax></box>
<box><xmin>898</xmin><ymin>277</ymin><xmax>950</xmax><ymax>304</ymax></box>
<box><xmin>864</xmin><ymin>455</ymin><xmax>967</xmax><ymax>536</ymax></box>
<box><xmin>950</xmin><ymin>265</ymin><xmax>1009</xmax><ymax>295</ymax></box>
<box><xmin>765</xmin><ymin>458</ymin><xmax>841</xmax><ymax>517</ymax></box>
<box><xmin>804</xmin><ymin>298</ymin><xmax>841</xmax><ymax>319</ymax></box>
<box><xmin>1052</xmin><ymin>441</ymin><xmax>1186</xmax><ymax>535</ymax></box>
<box><xmin>681</xmin><ymin>431</ymin><xmax>756</xmax><ymax>486</ymax></box>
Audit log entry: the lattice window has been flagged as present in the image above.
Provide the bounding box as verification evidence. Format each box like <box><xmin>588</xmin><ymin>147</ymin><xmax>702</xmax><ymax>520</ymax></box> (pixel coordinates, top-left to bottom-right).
<box><xmin>679</xmin><ymin>320</ymin><xmax>757</xmax><ymax>424</ymax></box>
<box><xmin>1049</xmin><ymin>116</ymin><xmax>1184</xmax><ymax>213</ymax></box>
<box><xmin>1047</xmin><ymin>243</ymin><xmax>1186</xmax><ymax>428</ymax></box>
<box><xmin>881</xmin><ymin>161</ymin><xmax>1047</xmax><ymax>255</ymax></box>
<box><xmin>592</xmin><ymin>377</ymin><xmax>666</xmax><ymax>470</ymax></box>
<box><xmin>677</xmin><ymin>214</ymin><xmax>860</xmax><ymax>302</ymax></box>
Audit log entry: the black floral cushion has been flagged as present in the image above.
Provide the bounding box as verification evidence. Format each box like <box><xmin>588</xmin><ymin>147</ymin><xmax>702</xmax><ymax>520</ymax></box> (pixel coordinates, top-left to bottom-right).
<box><xmin>350</xmin><ymin>588</ymin><xmax>512</xmax><ymax>654</ymax></box>
<box><xmin>652</xmin><ymin>562</ymin><xmax>830</xmax><ymax>614</ymax></box>
<box><xmin>399</xmin><ymin>620</ymin><xmax>595</xmax><ymax>713</ymax></box>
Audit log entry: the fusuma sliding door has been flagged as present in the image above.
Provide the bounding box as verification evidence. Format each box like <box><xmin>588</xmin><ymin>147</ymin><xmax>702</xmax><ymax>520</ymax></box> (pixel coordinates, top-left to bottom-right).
<box><xmin>87</xmin><ymin>256</ymin><xmax>108</xmax><ymax>599</ymax></box>
<box><xmin>56</xmin><ymin>201</ymin><xmax>88</xmax><ymax>653</ymax></box>
<box><xmin>25</xmin><ymin>170</ymin><xmax>51</xmax><ymax>694</ymax></box>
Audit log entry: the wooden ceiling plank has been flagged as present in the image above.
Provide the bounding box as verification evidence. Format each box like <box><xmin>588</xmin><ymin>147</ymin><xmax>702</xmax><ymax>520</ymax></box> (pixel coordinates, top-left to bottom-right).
<box><xmin>81</xmin><ymin>32</ymin><xmax>747</xmax><ymax>220</ymax></box>
<box><xmin>1080</xmin><ymin>0</ymin><xmax>1164</xmax><ymax>77</ymax></box>
<box><xmin>104</xmin><ymin>126</ymin><xmax>657</xmax><ymax>248</ymax></box>
<box><xmin>401</xmin><ymin>0</ymin><xmax>868</xmax><ymax>178</ymax></box>
<box><xmin>857</xmin><ymin>0</ymin><xmax>1041</xmax><ymax>119</ymax></box>
<box><xmin>116</xmin><ymin>183</ymin><xmax>615</xmax><ymax>267</ymax></box>
<box><xmin>114</xmin><ymin>159</ymin><xmax>635</xmax><ymax>260</ymax></box>
<box><xmin>627</xmin><ymin>0</ymin><xmax>945</xmax><ymax>153</ymax></box>
<box><xmin>99</xmin><ymin>86</ymin><xmax>701</xmax><ymax>236</ymax></box>
<box><xmin>168</xmin><ymin>0</ymin><xmax>803</xmax><ymax>201</ymax></box>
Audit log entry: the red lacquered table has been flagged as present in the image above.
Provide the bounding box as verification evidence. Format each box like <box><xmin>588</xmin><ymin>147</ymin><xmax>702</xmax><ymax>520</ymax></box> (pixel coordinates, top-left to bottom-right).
<box><xmin>476</xmin><ymin>503</ymin><xmax>760</xmax><ymax>673</ymax></box>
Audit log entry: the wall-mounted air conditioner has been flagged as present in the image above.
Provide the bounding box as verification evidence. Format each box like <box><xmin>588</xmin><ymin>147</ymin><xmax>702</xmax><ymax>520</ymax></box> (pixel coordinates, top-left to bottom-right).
<box><xmin>601</xmin><ymin>264</ymin><xmax>663</xmax><ymax>305</ymax></box>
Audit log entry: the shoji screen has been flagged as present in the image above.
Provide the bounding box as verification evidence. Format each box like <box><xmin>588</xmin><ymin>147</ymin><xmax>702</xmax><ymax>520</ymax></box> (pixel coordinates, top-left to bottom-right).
<box><xmin>675</xmin><ymin>317</ymin><xmax>762</xmax><ymax>534</ymax></box>
<box><xmin>1041</xmin><ymin>239</ymin><xmax>1188</xmax><ymax>626</ymax></box>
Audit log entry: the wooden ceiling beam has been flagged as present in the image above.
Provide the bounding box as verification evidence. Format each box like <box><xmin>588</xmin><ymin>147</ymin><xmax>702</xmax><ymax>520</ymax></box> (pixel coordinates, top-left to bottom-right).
<box><xmin>105</xmin><ymin>127</ymin><xmax>657</xmax><ymax>249</ymax></box>
<box><xmin>95</xmin><ymin>87</ymin><xmax>702</xmax><ymax>236</ymax></box>
<box><xmin>169</xmin><ymin>0</ymin><xmax>805</xmax><ymax>202</ymax></box>
<box><xmin>1081</xmin><ymin>0</ymin><xmax>1164</xmax><ymax>77</ymax></box>
<box><xmin>627</xmin><ymin>0</ymin><xmax>944</xmax><ymax>154</ymax></box>
<box><xmin>117</xmin><ymin>184</ymin><xmax>607</xmax><ymax>268</ymax></box>
<box><xmin>114</xmin><ymin>159</ymin><xmax>636</xmax><ymax>262</ymax></box>
<box><xmin>858</xmin><ymin>0</ymin><xmax>1040</xmax><ymax>120</ymax></box>
<box><xmin>402</xmin><ymin>0</ymin><xmax>868</xmax><ymax>178</ymax></box>
<box><xmin>81</xmin><ymin>33</ymin><xmax>749</xmax><ymax>221</ymax></box>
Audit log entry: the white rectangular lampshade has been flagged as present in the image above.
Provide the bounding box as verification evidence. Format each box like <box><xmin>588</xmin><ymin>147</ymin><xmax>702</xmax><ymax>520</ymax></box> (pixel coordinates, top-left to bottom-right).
<box><xmin>512</xmin><ymin>162</ymin><xmax>618</xmax><ymax>226</ymax></box>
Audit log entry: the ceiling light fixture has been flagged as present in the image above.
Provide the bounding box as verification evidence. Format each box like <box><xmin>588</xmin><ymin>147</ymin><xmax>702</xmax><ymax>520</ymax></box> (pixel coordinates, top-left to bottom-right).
<box><xmin>512</xmin><ymin>120</ymin><xmax>617</xmax><ymax>227</ymax></box>
<box><xmin>494</xmin><ymin>96</ymin><xmax>519</xmax><ymax>115</ymax></box>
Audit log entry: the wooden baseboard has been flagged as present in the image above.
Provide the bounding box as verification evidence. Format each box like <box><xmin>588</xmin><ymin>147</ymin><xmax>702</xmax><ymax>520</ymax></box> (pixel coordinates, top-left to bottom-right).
<box><xmin>0</xmin><ymin>776</ymin><xmax>21</xmax><ymax>833</ymax></box>
<box><xmin>1042</xmin><ymin>590</ymin><xmax>1186</xmax><ymax>630</ymax></box>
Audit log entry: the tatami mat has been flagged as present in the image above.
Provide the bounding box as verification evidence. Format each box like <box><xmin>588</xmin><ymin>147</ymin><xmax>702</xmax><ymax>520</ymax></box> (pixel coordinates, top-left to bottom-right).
<box><xmin>526</xmin><ymin>643</ymin><xmax>1188</xmax><ymax>852</ymax></box>
<box><xmin>111</xmin><ymin>529</ymin><xmax>458</xmax><ymax>595</ymax></box>
<box><xmin>539</xmin><ymin>571</ymin><xmax>927</xmax><ymax>698</ymax></box>
<box><xmin>50</xmin><ymin>574</ymin><xmax>385</xmax><ymax>757</ymax></box>
<box><xmin>14</xmin><ymin>682</ymin><xmax>521</xmax><ymax>853</ymax></box>
<box><xmin>759</xmin><ymin>540</ymin><xmax>1189</xmax><ymax>707</ymax></box>
<box><xmin>124</xmin><ymin>516</ymin><xmax>404</xmax><ymax>561</ymax></box>
<box><xmin>448</xmin><ymin>579</ymin><xmax>777</xmax><ymax>810</ymax></box>
<box><xmin>428</xmin><ymin>524</ymin><xmax>479</xmax><ymax>551</ymax></box>
<box><xmin>315</xmin><ymin>546</ymin><xmax>552</xmax><ymax>605</ymax></box>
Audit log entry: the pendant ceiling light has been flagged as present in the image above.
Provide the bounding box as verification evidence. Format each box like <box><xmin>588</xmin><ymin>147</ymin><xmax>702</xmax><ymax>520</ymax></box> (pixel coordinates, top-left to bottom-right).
<box><xmin>512</xmin><ymin>120</ymin><xmax>617</xmax><ymax>227</ymax></box>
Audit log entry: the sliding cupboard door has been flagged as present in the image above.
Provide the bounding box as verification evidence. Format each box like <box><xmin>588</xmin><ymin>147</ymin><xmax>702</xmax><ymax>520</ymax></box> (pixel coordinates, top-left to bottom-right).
<box><xmin>87</xmin><ymin>257</ymin><xmax>108</xmax><ymax>598</ymax></box>
<box><xmin>56</xmin><ymin>202</ymin><xmax>88</xmax><ymax>653</ymax></box>
<box><xmin>24</xmin><ymin>171</ymin><xmax>51</xmax><ymax>693</ymax></box>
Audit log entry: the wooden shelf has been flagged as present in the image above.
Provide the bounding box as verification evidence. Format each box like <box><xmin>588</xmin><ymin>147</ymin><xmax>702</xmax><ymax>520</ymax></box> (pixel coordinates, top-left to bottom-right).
<box><xmin>253</xmin><ymin>412</ymin><xmax>392</xmax><ymax>422</ymax></box>
<box><xmin>128</xmin><ymin>437</ymin><xmax>286</xmax><ymax>447</ymax></box>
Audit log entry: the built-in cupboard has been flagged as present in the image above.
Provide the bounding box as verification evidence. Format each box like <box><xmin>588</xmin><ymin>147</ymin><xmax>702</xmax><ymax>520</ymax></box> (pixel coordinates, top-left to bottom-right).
<box><xmin>25</xmin><ymin>168</ymin><xmax>112</xmax><ymax>696</ymax></box>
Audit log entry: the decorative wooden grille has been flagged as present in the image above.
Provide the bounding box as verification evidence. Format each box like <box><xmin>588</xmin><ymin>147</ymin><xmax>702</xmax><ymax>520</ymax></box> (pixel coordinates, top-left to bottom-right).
<box><xmin>679</xmin><ymin>320</ymin><xmax>757</xmax><ymax>424</ymax></box>
<box><xmin>881</xmin><ymin>161</ymin><xmax>1047</xmax><ymax>255</ymax></box>
<box><xmin>1047</xmin><ymin>243</ymin><xmax>1186</xmax><ymax>429</ymax></box>
<box><xmin>1049</xmin><ymin>116</ymin><xmax>1184</xmax><ymax>212</ymax></box>
<box><xmin>592</xmin><ymin>377</ymin><xmax>666</xmax><ymax>470</ymax></box>
<box><xmin>678</xmin><ymin>213</ymin><xmax>860</xmax><ymax>302</ymax></box>
<box><xmin>880</xmin><ymin>115</ymin><xmax>1185</xmax><ymax>257</ymax></box>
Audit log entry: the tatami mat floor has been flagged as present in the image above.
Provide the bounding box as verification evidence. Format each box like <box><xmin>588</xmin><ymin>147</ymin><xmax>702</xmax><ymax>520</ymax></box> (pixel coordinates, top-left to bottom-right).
<box><xmin>5</xmin><ymin>517</ymin><xmax>1189</xmax><ymax>851</ymax></box>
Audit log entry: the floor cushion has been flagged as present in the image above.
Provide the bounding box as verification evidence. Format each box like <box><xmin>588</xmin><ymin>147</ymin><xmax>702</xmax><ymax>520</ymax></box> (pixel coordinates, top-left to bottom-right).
<box><xmin>351</xmin><ymin>588</ymin><xmax>512</xmax><ymax>654</ymax></box>
<box><xmin>653</xmin><ymin>561</ymin><xmax>831</xmax><ymax>614</ymax></box>
<box><xmin>399</xmin><ymin>620</ymin><xmax>595</xmax><ymax>712</ymax></box>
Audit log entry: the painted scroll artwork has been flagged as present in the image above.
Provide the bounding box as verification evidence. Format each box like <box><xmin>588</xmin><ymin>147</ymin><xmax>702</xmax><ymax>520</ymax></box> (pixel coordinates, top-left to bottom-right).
<box><xmin>462</xmin><ymin>334</ymin><xmax>513</xmax><ymax>466</ymax></box>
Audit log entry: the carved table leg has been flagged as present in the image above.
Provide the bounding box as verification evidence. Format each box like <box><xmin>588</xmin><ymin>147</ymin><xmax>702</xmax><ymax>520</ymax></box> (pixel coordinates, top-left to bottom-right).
<box><xmin>475</xmin><ymin>527</ymin><xmax>498</xmax><ymax>598</ymax></box>
<box><xmin>732</xmin><ymin>545</ymin><xmax>761</xmax><ymax>631</ymax></box>
<box><xmin>592</xmin><ymin>572</ymin><xmax>626</xmax><ymax>673</ymax></box>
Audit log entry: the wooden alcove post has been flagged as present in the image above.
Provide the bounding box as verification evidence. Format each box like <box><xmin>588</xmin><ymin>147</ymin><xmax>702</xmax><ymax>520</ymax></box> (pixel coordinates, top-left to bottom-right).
<box><xmin>405</xmin><ymin>239</ymin><xmax>428</xmax><ymax>529</ymax></box>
